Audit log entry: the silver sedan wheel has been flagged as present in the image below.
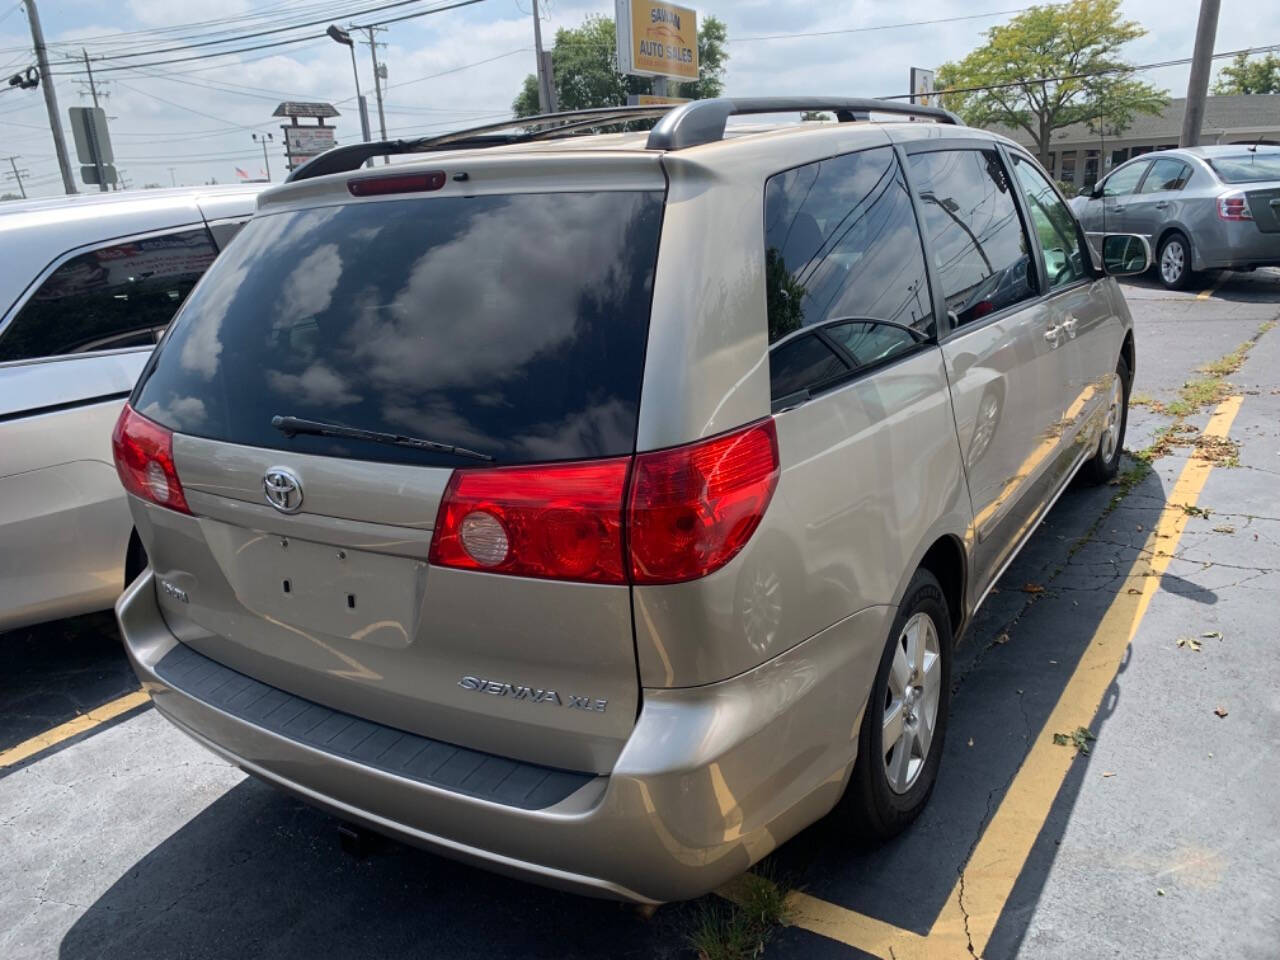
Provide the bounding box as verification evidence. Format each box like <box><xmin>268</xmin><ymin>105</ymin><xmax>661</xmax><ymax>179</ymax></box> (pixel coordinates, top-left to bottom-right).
<box><xmin>1100</xmin><ymin>374</ymin><xmax>1124</xmax><ymax>463</ymax></box>
<box><xmin>882</xmin><ymin>612</ymin><xmax>942</xmax><ymax>795</ymax></box>
<box><xmin>1160</xmin><ymin>239</ymin><xmax>1185</xmax><ymax>285</ymax></box>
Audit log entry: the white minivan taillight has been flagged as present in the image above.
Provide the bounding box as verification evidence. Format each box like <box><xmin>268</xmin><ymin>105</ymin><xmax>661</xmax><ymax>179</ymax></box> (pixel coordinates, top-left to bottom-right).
<box><xmin>111</xmin><ymin>403</ymin><xmax>191</xmax><ymax>514</ymax></box>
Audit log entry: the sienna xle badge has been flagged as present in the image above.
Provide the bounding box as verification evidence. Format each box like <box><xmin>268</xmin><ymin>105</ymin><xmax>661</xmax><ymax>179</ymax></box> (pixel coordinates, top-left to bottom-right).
<box><xmin>114</xmin><ymin>97</ymin><xmax>1145</xmax><ymax>903</ymax></box>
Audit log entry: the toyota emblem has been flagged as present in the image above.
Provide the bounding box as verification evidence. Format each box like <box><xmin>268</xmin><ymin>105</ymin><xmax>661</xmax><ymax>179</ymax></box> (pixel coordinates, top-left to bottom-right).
<box><xmin>263</xmin><ymin>466</ymin><xmax>304</xmax><ymax>513</ymax></box>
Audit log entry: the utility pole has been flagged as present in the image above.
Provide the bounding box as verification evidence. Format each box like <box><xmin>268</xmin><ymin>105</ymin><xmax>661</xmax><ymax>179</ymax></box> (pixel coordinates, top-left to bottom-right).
<box><xmin>81</xmin><ymin>49</ymin><xmax>108</xmax><ymax>192</ymax></box>
<box><xmin>530</xmin><ymin>0</ymin><xmax>553</xmax><ymax>113</ymax></box>
<box><xmin>82</xmin><ymin>49</ymin><xmax>99</xmax><ymax>107</ymax></box>
<box><xmin>359</xmin><ymin>25</ymin><xmax>388</xmax><ymax>158</ymax></box>
<box><xmin>5</xmin><ymin>156</ymin><xmax>29</xmax><ymax>198</ymax></box>
<box><xmin>253</xmin><ymin>132</ymin><xmax>273</xmax><ymax>182</ymax></box>
<box><xmin>23</xmin><ymin>0</ymin><xmax>76</xmax><ymax>194</ymax></box>
<box><xmin>1180</xmin><ymin>0</ymin><xmax>1221</xmax><ymax>147</ymax></box>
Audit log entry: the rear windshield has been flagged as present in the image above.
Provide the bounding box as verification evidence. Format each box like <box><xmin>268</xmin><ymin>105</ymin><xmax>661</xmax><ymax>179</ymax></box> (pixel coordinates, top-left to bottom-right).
<box><xmin>134</xmin><ymin>191</ymin><xmax>664</xmax><ymax>466</ymax></box>
<box><xmin>1207</xmin><ymin>153</ymin><xmax>1280</xmax><ymax>184</ymax></box>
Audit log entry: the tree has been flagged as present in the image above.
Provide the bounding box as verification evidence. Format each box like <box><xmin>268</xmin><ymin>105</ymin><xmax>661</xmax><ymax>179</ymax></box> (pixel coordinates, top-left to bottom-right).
<box><xmin>936</xmin><ymin>0</ymin><xmax>1168</xmax><ymax>164</ymax></box>
<box><xmin>1212</xmin><ymin>52</ymin><xmax>1280</xmax><ymax>95</ymax></box>
<box><xmin>801</xmin><ymin>111</ymin><xmax>833</xmax><ymax>121</ymax></box>
<box><xmin>513</xmin><ymin>14</ymin><xmax>728</xmax><ymax>116</ymax></box>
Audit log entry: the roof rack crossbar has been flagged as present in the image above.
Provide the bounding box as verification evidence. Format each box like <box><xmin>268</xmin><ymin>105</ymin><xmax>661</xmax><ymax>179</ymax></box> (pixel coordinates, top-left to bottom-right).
<box><xmin>286</xmin><ymin>104</ymin><xmax>679</xmax><ymax>182</ymax></box>
<box><xmin>645</xmin><ymin>97</ymin><xmax>961</xmax><ymax>151</ymax></box>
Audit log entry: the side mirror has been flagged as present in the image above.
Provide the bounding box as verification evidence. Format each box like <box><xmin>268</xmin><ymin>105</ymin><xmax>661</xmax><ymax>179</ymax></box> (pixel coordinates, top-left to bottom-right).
<box><xmin>1091</xmin><ymin>182</ymin><xmax>1105</xmax><ymax>199</ymax></box>
<box><xmin>1101</xmin><ymin>234</ymin><xmax>1151</xmax><ymax>276</ymax></box>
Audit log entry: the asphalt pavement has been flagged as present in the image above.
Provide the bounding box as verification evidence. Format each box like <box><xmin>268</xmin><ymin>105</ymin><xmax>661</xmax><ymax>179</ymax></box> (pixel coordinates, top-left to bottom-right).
<box><xmin>2</xmin><ymin>269</ymin><xmax>1278</xmax><ymax>960</ymax></box>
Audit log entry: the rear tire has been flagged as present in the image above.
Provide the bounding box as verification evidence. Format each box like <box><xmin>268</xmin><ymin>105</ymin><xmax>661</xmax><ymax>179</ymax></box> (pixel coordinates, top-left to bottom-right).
<box><xmin>1079</xmin><ymin>355</ymin><xmax>1130</xmax><ymax>486</ymax></box>
<box><xmin>842</xmin><ymin>569</ymin><xmax>953</xmax><ymax>840</ymax></box>
<box><xmin>1157</xmin><ymin>232</ymin><xmax>1193</xmax><ymax>290</ymax></box>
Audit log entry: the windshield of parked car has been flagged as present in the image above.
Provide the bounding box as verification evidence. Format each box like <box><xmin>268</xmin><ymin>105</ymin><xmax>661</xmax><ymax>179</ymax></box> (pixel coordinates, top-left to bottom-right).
<box><xmin>1206</xmin><ymin>153</ymin><xmax>1280</xmax><ymax>184</ymax></box>
<box><xmin>132</xmin><ymin>191</ymin><xmax>664</xmax><ymax>467</ymax></box>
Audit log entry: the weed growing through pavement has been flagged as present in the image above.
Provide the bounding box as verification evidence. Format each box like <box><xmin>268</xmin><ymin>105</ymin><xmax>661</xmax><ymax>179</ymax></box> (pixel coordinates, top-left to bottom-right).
<box><xmin>687</xmin><ymin>869</ymin><xmax>791</xmax><ymax>960</ymax></box>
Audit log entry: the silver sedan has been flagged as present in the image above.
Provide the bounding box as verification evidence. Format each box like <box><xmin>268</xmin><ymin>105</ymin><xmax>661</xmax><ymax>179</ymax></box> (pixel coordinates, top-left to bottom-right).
<box><xmin>1071</xmin><ymin>144</ymin><xmax>1280</xmax><ymax>289</ymax></box>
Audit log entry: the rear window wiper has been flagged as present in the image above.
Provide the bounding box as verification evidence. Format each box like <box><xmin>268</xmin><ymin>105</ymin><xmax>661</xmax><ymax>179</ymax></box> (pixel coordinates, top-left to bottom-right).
<box><xmin>271</xmin><ymin>415</ymin><xmax>494</xmax><ymax>462</ymax></box>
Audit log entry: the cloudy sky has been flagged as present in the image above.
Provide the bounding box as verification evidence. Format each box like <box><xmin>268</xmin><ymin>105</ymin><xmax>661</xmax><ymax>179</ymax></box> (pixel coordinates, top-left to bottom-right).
<box><xmin>1</xmin><ymin>0</ymin><xmax>1276</xmax><ymax>196</ymax></box>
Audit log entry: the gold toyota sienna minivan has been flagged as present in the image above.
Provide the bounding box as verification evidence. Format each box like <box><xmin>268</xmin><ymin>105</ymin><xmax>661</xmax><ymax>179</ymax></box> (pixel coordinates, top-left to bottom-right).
<box><xmin>114</xmin><ymin>98</ymin><xmax>1149</xmax><ymax>903</ymax></box>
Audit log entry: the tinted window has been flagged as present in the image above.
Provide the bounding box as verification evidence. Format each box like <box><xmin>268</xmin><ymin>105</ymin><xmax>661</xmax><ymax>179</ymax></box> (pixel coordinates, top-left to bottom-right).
<box><xmin>1010</xmin><ymin>154</ymin><xmax>1089</xmax><ymax>290</ymax></box>
<box><xmin>825</xmin><ymin>320</ymin><xmax>918</xmax><ymax>367</ymax></box>
<box><xmin>1139</xmin><ymin>158</ymin><xmax>1191</xmax><ymax>193</ymax></box>
<box><xmin>769</xmin><ymin>334</ymin><xmax>849</xmax><ymax>400</ymax></box>
<box><xmin>1102</xmin><ymin>161</ymin><xmax>1148</xmax><ymax>197</ymax></box>
<box><xmin>134</xmin><ymin>192</ymin><xmax>664</xmax><ymax>467</ymax></box>
<box><xmin>764</xmin><ymin>145</ymin><xmax>933</xmax><ymax>346</ymax></box>
<box><xmin>1206</xmin><ymin>153</ymin><xmax>1280</xmax><ymax>184</ymax></box>
<box><xmin>908</xmin><ymin>149</ymin><xmax>1036</xmax><ymax>326</ymax></box>
<box><xmin>0</xmin><ymin>228</ymin><xmax>216</xmax><ymax>363</ymax></box>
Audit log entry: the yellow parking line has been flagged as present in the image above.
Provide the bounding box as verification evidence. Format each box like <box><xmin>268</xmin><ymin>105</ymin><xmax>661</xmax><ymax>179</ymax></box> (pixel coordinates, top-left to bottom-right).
<box><xmin>769</xmin><ymin>395</ymin><xmax>1243</xmax><ymax>959</ymax></box>
<box><xmin>0</xmin><ymin>689</ymin><xmax>150</xmax><ymax>769</ymax></box>
<box><xmin>1196</xmin><ymin>272</ymin><xmax>1230</xmax><ymax>300</ymax></box>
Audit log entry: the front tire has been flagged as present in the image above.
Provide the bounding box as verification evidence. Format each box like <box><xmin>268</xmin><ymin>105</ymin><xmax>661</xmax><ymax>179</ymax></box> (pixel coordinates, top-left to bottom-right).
<box><xmin>1157</xmin><ymin>232</ymin><xmax>1193</xmax><ymax>290</ymax></box>
<box><xmin>1079</xmin><ymin>355</ymin><xmax>1130</xmax><ymax>486</ymax></box>
<box><xmin>842</xmin><ymin>569</ymin><xmax>953</xmax><ymax>840</ymax></box>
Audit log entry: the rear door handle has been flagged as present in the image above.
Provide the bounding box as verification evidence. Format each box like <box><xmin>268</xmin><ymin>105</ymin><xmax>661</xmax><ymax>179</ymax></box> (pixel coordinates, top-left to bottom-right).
<box><xmin>1154</xmin><ymin>200</ymin><xmax>1171</xmax><ymax>209</ymax></box>
<box><xmin>1062</xmin><ymin>317</ymin><xmax>1079</xmax><ymax>338</ymax></box>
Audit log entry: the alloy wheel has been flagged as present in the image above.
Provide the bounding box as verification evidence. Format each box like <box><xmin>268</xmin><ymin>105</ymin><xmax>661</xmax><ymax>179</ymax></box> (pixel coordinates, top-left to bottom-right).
<box><xmin>882</xmin><ymin>611</ymin><xmax>942</xmax><ymax>794</ymax></box>
<box><xmin>1100</xmin><ymin>374</ymin><xmax>1124</xmax><ymax>463</ymax></box>
<box><xmin>1161</xmin><ymin>240</ymin><xmax>1185</xmax><ymax>285</ymax></box>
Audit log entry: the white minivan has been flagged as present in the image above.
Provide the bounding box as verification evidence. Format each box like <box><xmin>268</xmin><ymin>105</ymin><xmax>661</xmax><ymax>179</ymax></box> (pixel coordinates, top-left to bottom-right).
<box><xmin>0</xmin><ymin>186</ymin><xmax>262</xmax><ymax>632</ymax></box>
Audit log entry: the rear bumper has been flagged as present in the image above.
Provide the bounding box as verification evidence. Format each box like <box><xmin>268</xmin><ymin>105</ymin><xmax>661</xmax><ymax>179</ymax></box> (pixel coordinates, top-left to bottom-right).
<box><xmin>117</xmin><ymin>570</ymin><xmax>889</xmax><ymax>902</ymax></box>
<box><xmin>1191</xmin><ymin>222</ymin><xmax>1280</xmax><ymax>270</ymax></box>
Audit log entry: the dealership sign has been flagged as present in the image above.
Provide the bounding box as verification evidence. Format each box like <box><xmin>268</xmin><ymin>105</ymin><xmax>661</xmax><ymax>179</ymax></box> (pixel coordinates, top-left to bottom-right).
<box><xmin>615</xmin><ymin>1</ymin><xmax>699</xmax><ymax>81</ymax></box>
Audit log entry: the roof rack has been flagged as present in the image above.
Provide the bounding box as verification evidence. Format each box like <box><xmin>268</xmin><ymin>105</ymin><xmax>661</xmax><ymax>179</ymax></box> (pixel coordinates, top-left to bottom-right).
<box><xmin>286</xmin><ymin>105</ymin><xmax>676</xmax><ymax>182</ymax></box>
<box><xmin>286</xmin><ymin>97</ymin><xmax>961</xmax><ymax>183</ymax></box>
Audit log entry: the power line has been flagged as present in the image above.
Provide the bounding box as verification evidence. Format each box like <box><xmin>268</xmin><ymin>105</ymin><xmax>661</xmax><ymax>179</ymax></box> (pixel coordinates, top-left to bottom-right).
<box><xmin>731</xmin><ymin>6</ymin><xmax>1057</xmax><ymax>43</ymax></box>
<box><xmin>88</xmin><ymin>0</ymin><xmax>483</xmax><ymax>63</ymax></box>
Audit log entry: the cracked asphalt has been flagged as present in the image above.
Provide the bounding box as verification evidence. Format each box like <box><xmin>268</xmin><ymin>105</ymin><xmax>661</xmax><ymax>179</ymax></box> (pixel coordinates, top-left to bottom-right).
<box><xmin>2</xmin><ymin>271</ymin><xmax>1278</xmax><ymax>960</ymax></box>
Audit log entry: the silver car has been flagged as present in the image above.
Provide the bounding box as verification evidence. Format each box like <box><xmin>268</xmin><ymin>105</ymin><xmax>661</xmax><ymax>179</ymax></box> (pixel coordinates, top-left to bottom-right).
<box><xmin>114</xmin><ymin>99</ymin><xmax>1148</xmax><ymax>903</ymax></box>
<box><xmin>1071</xmin><ymin>144</ymin><xmax>1280</xmax><ymax>289</ymax></box>
<box><xmin>0</xmin><ymin>186</ymin><xmax>261</xmax><ymax>632</ymax></box>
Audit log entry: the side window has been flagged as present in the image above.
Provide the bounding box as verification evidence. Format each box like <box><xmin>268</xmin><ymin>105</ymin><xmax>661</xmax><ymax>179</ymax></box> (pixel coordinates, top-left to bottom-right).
<box><xmin>0</xmin><ymin>227</ymin><xmax>217</xmax><ymax>363</ymax></box>
<box><xmin>908</xmin><ymin>148</ymin><xmax>1037</xmax><ymax>327</ymax></box>
<box><xmin>1102</xmin><ymin>161</ymin><xmax>1149</xmax><ymax>197</ymax></box>
<box><xmin>764</xmin><ymin>145</ymin><xmax>934</xmax><ymax>345</ymax></box>
<box><xmin>763</xmin><ymin>145</ymin><xmax>933</xmax><ymax>402</ymax></box>
<box><xmin>1010</xmin><ymin>154</ymin><xmax>1089</xmax><ymax>291</ymax></box>
<box><xmin>769</xmin><ymin>334</ymin><xmax>850</xmax><ymax>401</ymax></box>
<box><xmin>824</xmin><ymin>320</ymin><xmax>919</xmax><ymax>367</ymax></box>
<box><xmin>1139</xmin><ymin>158</ymin><xmax>1191</xmax><ymax>193</ymax></box>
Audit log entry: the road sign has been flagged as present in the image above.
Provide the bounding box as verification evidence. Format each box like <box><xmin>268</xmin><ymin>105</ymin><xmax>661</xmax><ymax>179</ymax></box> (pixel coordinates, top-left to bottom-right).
<box><xmin>80</xmin><ymin>163</ymin><xmax>117</xmax><ymax>185</ymax></box>
<box><xmin>615</xmin><ymin>1</ymin><xmax>698</xmax><ymax>81</ymax></box>
<box><xmin>283</xmin><ymin>125</ymin><xmax>336</xmax><ymax>170</ymax></box>
<box><xmin>69</xmin><ymin>106</ymin><xmax>113</xmax><ymax>164</ymax></box>
<box><xmin>910</xmin><ymin>68</ymin><xmax>936</xmax><ymax>106</ymax></box>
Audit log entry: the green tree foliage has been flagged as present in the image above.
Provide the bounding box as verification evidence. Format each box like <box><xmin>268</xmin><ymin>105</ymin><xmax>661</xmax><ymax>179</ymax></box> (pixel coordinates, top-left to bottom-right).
<box><xmin>935</xmin><ymin>0</ymin><xmax>1168</xmax><ymax>162</ymax></box>
<box><xmin>1212</xmin><ymin>52</ymin><xmax>1280</xmax><ymax>95</ymax></box>
<box><xmin>512</xmin><ymin>14</ymin><xmax>727</xmax><ymax>116</ymax></box>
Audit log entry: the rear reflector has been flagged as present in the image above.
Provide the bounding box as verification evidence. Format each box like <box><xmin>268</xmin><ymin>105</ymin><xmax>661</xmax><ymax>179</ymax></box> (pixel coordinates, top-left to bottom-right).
<box><xmin>111</xmin><ymin>403</ymin><xmax>190</xmax><ymax>514</ymax></box>
<box><xmin>429</xmin><ymin>457</ymin><xmax>631</xmax><ymax>584</ymax></box>
<box><xmin>627</xmin><ymin>419</ymin><xmax>780</xmax><ymax>584</ymax></box>
<box><xmin>348</xmin><ymin>170</ymin><xmax>446</xmax><ymax>196</ymax></box>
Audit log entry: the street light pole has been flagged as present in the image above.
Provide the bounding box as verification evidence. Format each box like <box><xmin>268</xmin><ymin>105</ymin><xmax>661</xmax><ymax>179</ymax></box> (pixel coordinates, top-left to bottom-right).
<box><xmin>326</xmin><ymin>25</ymin><xmax>371</xmax><ymax>144</ymax></box>
<box><xmin>22</xmin><ymin>0</ymin><xmax>76</xmax><ymax>194</ymax></box>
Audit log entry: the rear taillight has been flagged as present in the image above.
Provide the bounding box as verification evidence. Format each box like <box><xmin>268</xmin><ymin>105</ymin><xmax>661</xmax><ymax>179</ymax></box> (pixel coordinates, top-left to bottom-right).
<box><xmin>348</xmin><ymin>170</ymin><xmax>446</xmax><ymax>196</ymax></box>
<box><xmin>428</xmin><ymin>419</ymin><xmax>781</xmax><ymax>586</ymax></box>
<box><xmin>627</xmin><ymin>419</ymin><xmax>779</xmax><ymax>584</ymax></box>
<box><xmin>429</xmin><ymin>458</ymin><xmax>630</xmax><ymax>584</ymax></box>
<box><xmin>111</xmin><ymin>403</ymin><xmax>190</xmax><ymax>514</ymax></box>
<box><xmin>1218</xmin><ymin>192</ymin><xmax>1253</xmax><ymax>221</ymax></box>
